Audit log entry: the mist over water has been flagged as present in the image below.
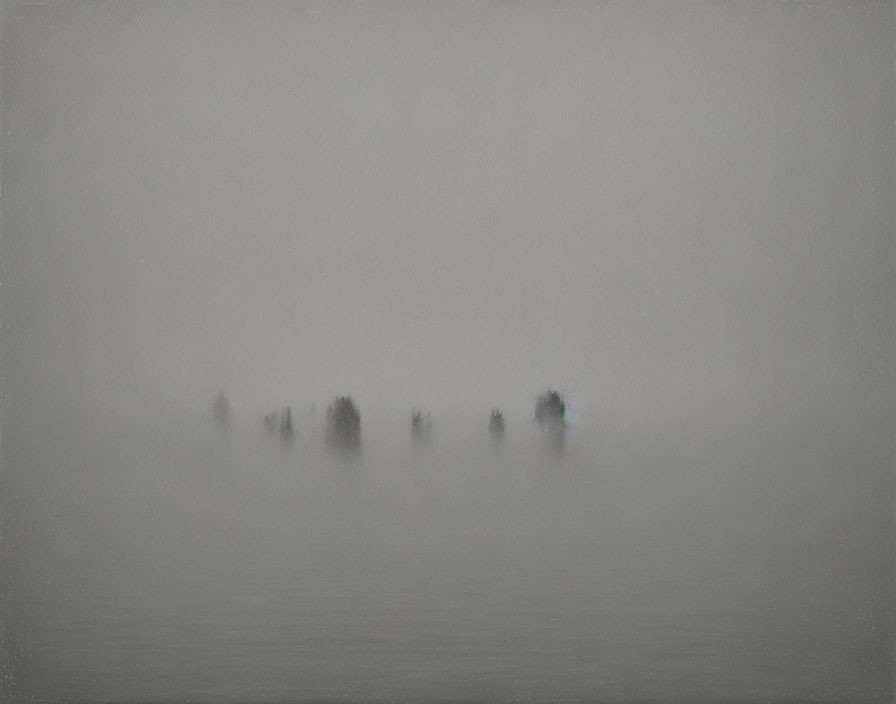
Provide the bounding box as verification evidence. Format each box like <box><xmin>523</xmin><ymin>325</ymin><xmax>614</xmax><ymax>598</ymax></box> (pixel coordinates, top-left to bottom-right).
<box><xmin>2</xmin><ymin>2</ymin><xmax>893</xmax><ymax>702</ymax></box>
<box><xmin>3</xmin><ymin>401</ymin><xmax>891</xmax><ymax>702</ymax></box>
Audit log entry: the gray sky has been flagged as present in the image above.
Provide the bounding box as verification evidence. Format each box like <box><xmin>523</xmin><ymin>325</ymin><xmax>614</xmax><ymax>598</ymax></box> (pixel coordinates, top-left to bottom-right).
<box><xmin>2</xmin><ymin>1</ymin><xmax>892</xmax><ymax>429</ymax></box>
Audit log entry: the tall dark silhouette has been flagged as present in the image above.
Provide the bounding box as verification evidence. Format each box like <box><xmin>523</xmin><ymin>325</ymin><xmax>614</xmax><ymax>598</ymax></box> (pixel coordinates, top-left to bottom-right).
<box><xmin>535</xmin><ymin>389</ymin><xmax>566</xmax><ymax>449</ymax></box>
<box><xmin>488</xmin><ymin>408</ymin><xmax>505</xmax><ymax>441</ymax></box>
<box><xmin>279</xmin><ymin>406</ymin><xmax>293</xmax><ymax>442</ymax></box>
<box><xmin>326</xmin><ymin>396</ymin><xmax>361</xmax><ymax>450</ymax></box>
<box><xmin>411</xmin><ymin>409</ymin><xmax>432</xmax><ymax>442</ymax></box>
<box><xmin>263</xmin><ymin>411</ymin><xmax>278</xmax><ymax>435</ymax></box>
<box><xmin>213</xmin><ymin>391</ymin><xmax>231</xmax><ymax>431</ymax></box>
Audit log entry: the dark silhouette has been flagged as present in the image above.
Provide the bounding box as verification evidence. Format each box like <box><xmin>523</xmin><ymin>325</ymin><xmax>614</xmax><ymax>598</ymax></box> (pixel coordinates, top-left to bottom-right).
<box><xmin>488</xmin><ymin>408</ymin><xmax>505</xmax><ymax>440</ymax></box>
<box><xmin>213</xmin><ymin>391</ymin><xmax>231</xmax><ymax>431</ymax></box>
<box><xmin>411</xmin><ymin>409</ymin><xmax>433</xmax><ymax>442</ymax></box>
<box><xmin>263</xmin><ymin>411</ymin><xmax>278</xmax><ymax>435</ymax></box>
<box><xmin>279</xmin><ymin>406</ymin><xmax>294</xmax><ymax>442</ymax></box>
<box><xmin>535</xmin><ymin>389</ymin><xmax>566</xmax><ymax>449</ymax></box>
<box><xmin>535</xmin><ymin>390</ymin><xmax>565</xmax><ymax>424</ymax></box>
<box><xmin>326</xmin><ymin>396</ymin><xmax>361</xmax><ymax>451</ymax></box>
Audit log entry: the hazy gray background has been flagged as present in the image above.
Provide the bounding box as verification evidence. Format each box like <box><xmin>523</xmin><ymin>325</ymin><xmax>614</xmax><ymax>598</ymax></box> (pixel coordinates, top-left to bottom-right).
<box><xmin>3</xmin><ymin>1</ymin><xmax>891</xmax><ymax>423</ymax></box>
<box><xmin>1</xmin><ymin>1</ymin><xmax>894</xmax><ymax>702</ymax></box>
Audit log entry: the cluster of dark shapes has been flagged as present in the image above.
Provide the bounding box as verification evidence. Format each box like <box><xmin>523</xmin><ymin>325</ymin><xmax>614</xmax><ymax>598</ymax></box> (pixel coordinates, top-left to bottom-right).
<box><xmin>214</xmin><ymin>389</ymin><xmax>567</xmax><ymax>450</ymax></box>
<box><xmin>326</xmin><ymin>396</ymin><xmax>362</xmax><ymax>451</ymax></box>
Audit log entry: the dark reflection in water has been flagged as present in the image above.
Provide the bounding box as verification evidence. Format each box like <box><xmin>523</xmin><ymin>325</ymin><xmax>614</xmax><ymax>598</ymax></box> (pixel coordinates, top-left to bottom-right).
<box><xmin>3</xmin><ymin>413</ymin><xmax>892</xmax><ymax>702</ymax></box>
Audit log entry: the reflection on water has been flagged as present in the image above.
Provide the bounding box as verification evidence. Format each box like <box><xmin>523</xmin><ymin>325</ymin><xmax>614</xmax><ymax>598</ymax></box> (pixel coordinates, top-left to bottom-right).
<box><xmin>4</xmin><ymin>415</ymin><xmax>892</xmax><ymax>702</ymax></box>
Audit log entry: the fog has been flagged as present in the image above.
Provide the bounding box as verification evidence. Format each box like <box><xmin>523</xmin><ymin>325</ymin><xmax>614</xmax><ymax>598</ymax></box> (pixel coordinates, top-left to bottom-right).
<box><xmin>1</xmin><ymin>2</ymin><xmax>893</xmax><ymax>702</ymax></box>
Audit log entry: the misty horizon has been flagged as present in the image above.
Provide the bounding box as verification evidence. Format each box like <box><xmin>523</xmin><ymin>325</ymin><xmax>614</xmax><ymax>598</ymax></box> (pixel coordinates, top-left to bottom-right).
<box><xmin>1</xmin><ymin>2</ymin><xmax>893</xmax><ymax>702</ymax></box>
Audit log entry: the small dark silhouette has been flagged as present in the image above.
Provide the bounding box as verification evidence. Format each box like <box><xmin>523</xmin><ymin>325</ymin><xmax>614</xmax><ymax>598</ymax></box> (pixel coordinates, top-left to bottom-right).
<box><xmin>488</xmin><ymin>408</ymin><xmax>505</xmax><ymax>440</ymax></box>
<box><xmin>262</xmin><ymin>407</ymin><xmax>294</xmax><ymax>441</ymax></box>
<box><xmin>213</xmin><ymin>391</ymin><xmax>231</xmax><ymax>431</ymax></box>
<box><xmin>411</xmin><ymin>409</ymin><xmax>433</xmax><ymax>442</ymax></box>
<box><xmin>326</xmin><ymin>396</ymin><xmax>361</xmax><ymax>451</ymax></box>
<box><xmin>279</xmin><ymin>406</ymin><xmax>294</xmax><ymax>442</ymax></box>
<box><xmin>535</xmin><ymin>389</ymin><xmax>566</xmax><ymax>448</ymax></box>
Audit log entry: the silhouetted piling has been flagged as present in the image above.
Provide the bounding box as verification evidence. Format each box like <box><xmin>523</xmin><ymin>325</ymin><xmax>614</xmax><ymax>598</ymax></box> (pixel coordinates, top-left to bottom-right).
<box><xmin>411</xmin><ymin>409</ymin><xmax>433</xmax><ymax>443</ymax></box>
<box><xmin>488</xmin><ymin>408</ymin><xmax>505</xmax><ymax>441</ymax></box>
<box><xmin>326</xmin><ymin>396</ymin><xmax>361</xmax><ymax>451</ymax></box>
<box><xmin>213</xmin><ymin>391</ymin><xmax>231</xmax><ymax>431</ymax></box>
<box><xmin>535</xmin><ymin>390</ymin><xmax>566</xmax><ymax>450</ymax></box>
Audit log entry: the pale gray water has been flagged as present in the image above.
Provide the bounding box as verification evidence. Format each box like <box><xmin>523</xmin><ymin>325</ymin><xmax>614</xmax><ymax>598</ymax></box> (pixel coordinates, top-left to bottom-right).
<box><xmin>3</xmin><ymin>409</ymin><xmax>891</xmax><ymax>703</ymax></box>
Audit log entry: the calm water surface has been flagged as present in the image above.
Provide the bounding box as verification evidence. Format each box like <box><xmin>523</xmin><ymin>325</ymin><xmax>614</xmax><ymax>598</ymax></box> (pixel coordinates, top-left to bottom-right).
<box><xmin>4</xmin><ymin>414</ymin><xmax>892</xmax><ymax>702</ymax></box>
